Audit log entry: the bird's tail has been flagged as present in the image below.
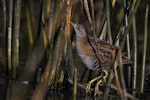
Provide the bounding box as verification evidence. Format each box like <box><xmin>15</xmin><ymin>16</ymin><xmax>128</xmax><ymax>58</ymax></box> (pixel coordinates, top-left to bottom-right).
<box><xmin>122</xmin><ymin>53</ymin><xmax>132</xmax><ymax>64</ymax></box>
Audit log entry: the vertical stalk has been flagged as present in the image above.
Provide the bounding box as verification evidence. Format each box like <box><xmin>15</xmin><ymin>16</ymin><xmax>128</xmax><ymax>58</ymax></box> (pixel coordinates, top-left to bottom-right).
<box><xmin>114</xmin><ymin>67</ymin><xmax>124</xmax><ymax>100</ymax></box>
<box><xmin>73</xmin><ymin>68</ymin><xmax>77</xmax><ymax>96</ymax></box>
<box><xmin>123</xmin><ymin>0</ymin><xmax>131</xmax><ymax>87</ymax></box>
<box><xmin>131</xmin><ymin>0</ymin><xmax>137</xmax><ymax>95</ymax></box>
<box><xmin>1</xmin><ymin>0</ymin><xmax>6</xmax><ymax>34</ymax></box>
<box><xmin>140</xmin><ymin>5</ymin><xmax>149</xmax><ymax>93</ymax></box>
<box><xmin>31</xmin><ymin>27</ymin><xmax>63</xmax><ymax>100</ymax></box>
<box><xmin>8</xmin><ymin>0</ymin><xmax>13</xmax><ymax>77</ymax></box>
<box><xmin>118</xmin><ymin>49</ymin><xmax>127</xmax><ymax>100</ymax></box>
<box><xmin>90</xmin><ymin>0</ymin><xmax>96</xmax><ymax>37</ymax></box>
<box><xmin>120</xmin><ymin>0</ymin><xmax>141</xmax><ymax>48</ymax></box>
<box><xmin>83</xmin><ymin>0</ymin><xmax>92</xmax><ymax>24</ymax></box>
<box><xmin>1</xmin><ymin>0</ymin><xmax>7</xmax><ymax>99</ymax></box>
<box><xmin>66</xmin><ymin>0</ymin><xmax>75</xmax><ymax>77</ymax></box>
<box><xmin>132</xmin><ymin>16</ymin><xmax>137</xmax><ymax>95</ymax></box>
<box><xmin>26</xmin><ymin>2</ymin><xmax>34</xmax><ymax>45</ymax></box>
<box><xmin>12</xmin><ymin>0</ymin><xmax>21</xmax><ymax>79</ymax></box>
<box><xmin>103</xmin><ymin>70</ymin><xmax>114</xmax><ymax>100</ymax></box>
<box><xmin>106</xmin><ymin>0</ymin><xmax>112</xmax><ymax>44</ymax></box>
<box><xmin>6</xmin><ymin>1</ymin><xmax>13</xmax><ymax>99</ymax></box>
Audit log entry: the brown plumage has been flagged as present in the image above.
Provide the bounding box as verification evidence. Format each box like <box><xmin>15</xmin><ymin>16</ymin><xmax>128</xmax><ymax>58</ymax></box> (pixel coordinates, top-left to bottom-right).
<box><xmin>72</xmin><ymin>24</ymin><xmax>132</xmax><ymax>71</ymax></box>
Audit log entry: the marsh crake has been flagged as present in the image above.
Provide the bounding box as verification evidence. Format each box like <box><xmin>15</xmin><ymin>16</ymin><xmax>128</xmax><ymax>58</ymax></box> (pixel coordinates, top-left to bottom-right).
<box><xmin>72</xmin><ymin>23</ymin><xmax>132</xmax><ymax>95</ymax></box>
<box><xmin>72</xmin><ymin>23</ymin><xmax>131</xmax><ymax>71</ymax></box>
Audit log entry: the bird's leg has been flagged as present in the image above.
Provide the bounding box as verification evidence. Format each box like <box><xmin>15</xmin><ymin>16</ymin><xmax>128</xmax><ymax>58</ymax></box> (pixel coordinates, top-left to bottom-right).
<box><xmin>86</xmin><ymin>74</ymin><xmax>103</xmax><ymax>93</ymax></box>
<box><xmin>94</xmin><ymin>70</ymin><xmax>108</xmax><ymax>96</ymax></box>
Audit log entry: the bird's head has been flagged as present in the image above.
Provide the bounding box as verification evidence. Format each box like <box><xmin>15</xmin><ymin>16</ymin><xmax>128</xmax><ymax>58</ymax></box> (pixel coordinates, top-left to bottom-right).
<box><xmin>71</xmin><ymin>23</ymin><xmax>87</xmax><ymax>38</ymax></box>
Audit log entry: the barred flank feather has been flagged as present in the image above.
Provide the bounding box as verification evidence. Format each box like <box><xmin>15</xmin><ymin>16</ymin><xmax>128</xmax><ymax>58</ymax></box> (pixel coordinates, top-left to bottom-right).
<box><xmin>73</xmin><ymin>24</ymin><xmax>132</xmax><ymax>71</ymax></box>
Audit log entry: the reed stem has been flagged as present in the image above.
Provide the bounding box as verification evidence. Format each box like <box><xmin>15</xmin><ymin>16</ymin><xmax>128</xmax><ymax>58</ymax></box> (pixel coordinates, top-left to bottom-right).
<box><xmin>106</xmin><ymin>0</ymin><xmax>112</xmax><ymax>44</ymax></box>
<box><xmin>132</xmin><ymin>16</ymin><xmax>137</xmax><ymax>95</ymax></box>
<box><xmin>7</xmin><ymin>0</ymin><xmax>13</xmax><ymax>77</ymax></box>
<box><xmin>140</xmin><ymin>5</ymin><xmax>149</xmax><ymax>93</ymax></box>
<box><xmin>12</xmin><ymin>0</ymin><xmax>21</xmax><ymax>79</ymax></box>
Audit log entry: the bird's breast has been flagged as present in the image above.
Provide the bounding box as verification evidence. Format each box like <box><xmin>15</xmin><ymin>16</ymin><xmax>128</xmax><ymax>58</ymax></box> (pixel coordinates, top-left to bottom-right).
<box><xmin>75</xmin><ymin>37</ymin><xmax>100</xmax><ymax>70</ymax></box>
<box><xmin>76</xmin><ymin>36</ymin><xmax>93</xmax><ymax>57</ymax></box>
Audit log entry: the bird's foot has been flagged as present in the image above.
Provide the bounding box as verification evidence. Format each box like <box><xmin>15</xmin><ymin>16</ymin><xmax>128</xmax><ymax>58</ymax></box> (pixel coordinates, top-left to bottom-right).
<box><xmin>85</xmin><ymin>71</ymin><xmax>109</xmax><ymax>95</ymax></box>
<box><xmin>86</xmin><ymin>81</ymin><xmax>92</xmax><ymax>93</ymax></box>
<box><xmin>86</xmin><ymin>75</ymin><xmax>103</xmax><ymax>93</ymax></box>
<box><xmin>94</xmin><ymin>71</ymin><xmax>108</xmax><ymax>96</ymax></box>
<box><xmin>94</xmin><ymin>80</ymin><xmax>104</xmax><ymax>96</ymax></box>
<box><xmin>102</xmin><ymin>71</ymin><xmax>108</xmax><ymax>82</ymax></box>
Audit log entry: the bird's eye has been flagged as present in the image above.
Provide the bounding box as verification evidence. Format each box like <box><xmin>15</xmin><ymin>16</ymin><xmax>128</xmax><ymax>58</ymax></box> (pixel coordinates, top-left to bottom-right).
<box><xmin>76</xmin><ymin>26</ymin><xmax>80</xmax><ymax>29</ymax></box>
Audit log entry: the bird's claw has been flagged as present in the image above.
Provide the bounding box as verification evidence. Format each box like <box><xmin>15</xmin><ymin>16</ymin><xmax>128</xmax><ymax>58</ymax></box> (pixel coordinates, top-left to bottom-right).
<box><xmin>94</xmin><ymin>80</ymin><xmax>103</xmax><ymax>96</ymax></box>
<box><xmin>86</xmin><ymin>82</ymin><xmax>92</xmax><ymax>93</ymax></box>
<box><xmin>85</xmin><ymin>71</ymin><xmax>108</xmax><ymax>95</ymax></box>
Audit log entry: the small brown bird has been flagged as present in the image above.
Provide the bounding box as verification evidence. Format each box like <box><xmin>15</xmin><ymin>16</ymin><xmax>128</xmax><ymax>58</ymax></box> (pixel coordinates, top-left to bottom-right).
<box><xmin>72</xmin><ymin>23</ymin><xmax>131</xmax><ymax>71</ymax></box>
<box><xmin>72</xmin><ymin>23</ymin><xmax>132</xmax><ymax>94</ymax></box>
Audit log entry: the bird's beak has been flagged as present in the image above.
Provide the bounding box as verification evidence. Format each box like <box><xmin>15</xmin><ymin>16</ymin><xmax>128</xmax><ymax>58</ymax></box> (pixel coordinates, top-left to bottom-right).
<box><xmin>70</xmin><ymin>22</ymin><xmax>77</xmax><ymax>28</ymax></box>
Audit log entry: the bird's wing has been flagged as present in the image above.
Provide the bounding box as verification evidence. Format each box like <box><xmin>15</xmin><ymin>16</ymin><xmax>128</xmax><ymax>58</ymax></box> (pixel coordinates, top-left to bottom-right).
<box><xmin>88</xmin><ymin>37</ymin><xmax>115</xmax><ymax>50</ymax></box>
<box><xmin>122</xmin><ymin>53</ymin><xmax>132</xmax><ymax>64</ymax></box>
<box><xmin>88</xmin><ymin>37</ymin><xmax>116</xmax><ymax>67</ymax></box>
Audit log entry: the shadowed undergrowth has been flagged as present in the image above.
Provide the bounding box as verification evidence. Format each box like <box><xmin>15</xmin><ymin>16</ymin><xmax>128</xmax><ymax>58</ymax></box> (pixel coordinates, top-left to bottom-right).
<box><xmin>0</xmin><ymin>0</ymin><xmax>150</xmax><ymax>100</ymax></box>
